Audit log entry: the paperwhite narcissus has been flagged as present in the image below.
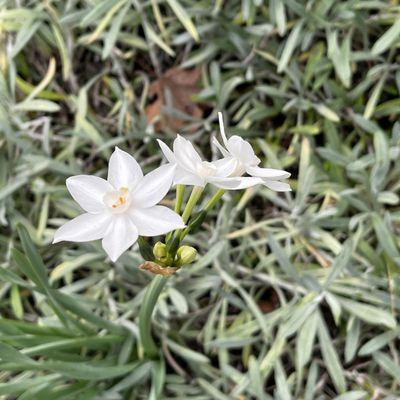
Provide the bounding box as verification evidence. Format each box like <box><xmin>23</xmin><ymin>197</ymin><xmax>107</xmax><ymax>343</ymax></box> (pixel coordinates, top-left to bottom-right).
<box><xmin>213</xmin><ymin>112</ymin><xmax>291</xmax><ymax>192</ymax></box>
<box><xmin>53</xmin><ymin>147</ymin><xmax>185</xmax><ymax>262</ymax></box>
<box><xmin>157</xmin><ymin>135</ymin><xmax>262</xmax><ymax>190</ymax></box>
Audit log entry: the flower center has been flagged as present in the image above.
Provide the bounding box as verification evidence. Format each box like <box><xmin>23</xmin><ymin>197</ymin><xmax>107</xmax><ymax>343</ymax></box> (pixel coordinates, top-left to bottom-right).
<box><xmin>103</xmin><ymin>187</ymin><xmax>131</xmax><ymax>213</ymax></box>
<box><xmin>197</xmin><ymin>161</ymin><xmax>217</xmax><ymax>178</ymax></box>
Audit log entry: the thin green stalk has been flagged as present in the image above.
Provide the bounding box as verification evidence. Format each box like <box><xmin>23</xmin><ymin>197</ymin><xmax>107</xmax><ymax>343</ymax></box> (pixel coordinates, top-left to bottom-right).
<box><xmin>179</xmin><ymin>189</ymin><xmax>225</xmax><ymax>241</ymax></box>
<box><xmin>204</xmin><ymin>189</ymin><xmax>225</xmax><ymax>212</ymax></box>
<box><xmin>174</xmin><ymin>184</ymin><xmax>185</xmax><ymax>213</ymax></box>
<box><xmin>166</xmin><ymin>185</ymin><xmax>185</xmax><ymax>242</ymax></box>
<box><xmin>166</xmin><ymin>187</ymin><xmax>203</xmax><ymax>258</ymax></box>
<box><xmin>181</xmin><ymin>186</ymin><xmax>204</xmax><ymax>223</ymax></box>
<box><xmin>179</xmin><ymin>227</ymin><xmax>190</xmax><ymax>241</ymax></box>
<box><xmin>139</xmin><ymin>275</ymin><xmax>168</xmax><ymax>359</ymax></box>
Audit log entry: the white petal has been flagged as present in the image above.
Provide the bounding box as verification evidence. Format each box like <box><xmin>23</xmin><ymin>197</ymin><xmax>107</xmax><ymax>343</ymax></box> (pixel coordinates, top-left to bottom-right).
<box><xmin>218</xmin><ymin>112</ymin><xmax>229</xmax><ymax>147</ymax></box>
<box><xmin>66</xmin><ymin>175</ymin><xmax>112</xmax><ymax>213</ymax></box>
<box><xmin>227</xmin><ymin>136</ymin><xmax>260</xmax><ymax>165</ymax></box>
<box><xmin>212</xmin><ymin>157</ymin><xmax>239</xmax><ymax>177</ymax></box>
<box><xmin>230</xmin><ymin>176</ymin><xmax>264</xmax><ymax>189</ymax></box>
<box><xmin>246</xmin><ymin>165</ymin><xmax>291</xmax><ymax>180</ymax></box>
<box><xmin>226</xmin><ymin>136</ymin><xmax>245</xmax><ymax>154</ymax></box>
<box><xmin>157</xmin><ymin>140</ymin><xmax>204</xmax><ymax>186</ymax></box>
<box><xmin>263</xmin><ymin>180</ymin><xmax>291</xmax><ymax>192</ymax></box>
<box><xmin>130</xmin><ymin>206</ymin><xmax>185</xmax><ymax>236</ymax></box>
<box><xmin>174</xmin><ymin>167</ymin><xmax>205</xmax><ymax>186</ymax></box>
<box><xmin>108</xmin><ymin>147</ymin><xmax>143</xmax><ymax>189</ymax></box>
<box><xmin>173</xmin><ymin>135</ymin><xmax>202</xmax><ymax>173</ymax></box>
<box><xmin>102</xmin><ymin>216</ymin><xmax>138</xmax><ymax>262</ymax></box>
<box><xmin>208</xmin><ymin>176</ymin><xmax>261</xmax><ymax>190</ymax></box>
<box><xmin>53</xmin><ymin>213</ymin><xmax>111</xmax><ymax>243</ymax></box>
<box><xmin>212</xmin><ymin>137</ymin><xmax>230</xmax><ymax>157</ymax></box>
<box><xmin>131</xmin><ymin>164</ymin><xmax>175</xmax><ymax>208</ymax></box>
<box><xmin>157</xmin><ymin>139</ymin><xmax>176</xmax><ymax>164</ymax></box>
<box><xmin>208</xmin><ymin>177</ymin><xmax>242</xmax><ymax>189</ymax></box>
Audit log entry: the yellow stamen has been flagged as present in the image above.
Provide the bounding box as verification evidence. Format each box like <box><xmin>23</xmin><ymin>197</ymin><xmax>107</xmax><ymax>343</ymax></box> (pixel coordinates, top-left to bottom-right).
<box><xmin>104</xmin><ymin>187</ymin><xmax>131</xmax><ymax>212</ymax></box>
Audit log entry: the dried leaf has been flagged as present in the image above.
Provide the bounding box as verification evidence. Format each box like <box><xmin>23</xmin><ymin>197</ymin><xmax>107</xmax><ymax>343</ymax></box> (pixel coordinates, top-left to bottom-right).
<box><xmin>139</xmin><ymin>261</ymin><xmax>178</xmax><ymax>276</ymax></box>
<box><xmin>145</xmin><ymin>67</ymin><xmax>203</xmax><ymax>131</ymax></box>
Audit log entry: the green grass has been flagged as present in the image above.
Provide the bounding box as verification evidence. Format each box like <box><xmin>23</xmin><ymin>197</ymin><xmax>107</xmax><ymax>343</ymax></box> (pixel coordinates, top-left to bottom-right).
<box><xmin>0</xmin><ymin>0</ymin><xmax>400</xmax><ymax>398</ymax></box>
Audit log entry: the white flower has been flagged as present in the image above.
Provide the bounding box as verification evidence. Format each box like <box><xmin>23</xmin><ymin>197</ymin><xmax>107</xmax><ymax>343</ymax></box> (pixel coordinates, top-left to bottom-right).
<box><xmin>157</xmin><ymin>135</ymin><xmax>261</xmax><ymax>190</ymax></box>
<box><xmin>213</xmin><ymin>112</ymin><xmax>291</xmax><ymax>192</ymax></box>
<box><xmin>53</xmin><ymin>147</ymin><xmax>185</xmax><ymax>262</ymax></box>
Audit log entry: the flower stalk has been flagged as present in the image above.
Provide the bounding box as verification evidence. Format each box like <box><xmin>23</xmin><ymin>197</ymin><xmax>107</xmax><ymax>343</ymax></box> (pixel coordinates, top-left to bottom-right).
<box><xmin>139</xmin><ymin>275</ymin><xmax>168</xmax><ymax>359</ymax></box>
<box><xmin>168</xmin><ymin>186</ymin><xmax>204</xmax><ymax>247</ymax></box>
<box><xmin>204</xmin><ymin>189</ymin><xmax>226</xmax><ymax>212</ymax></box>
<box><xmin>166</xmin><ymin>184</ymin><xmax>185</xmax><ymax>242</ymax></box>
<box><xmin>174</xmin><ymin>184</ymin><xmax>185</xmax><ymax>213</ymax></box>
<box><xmin>181</xmin><ymin>186</ymin><xmax>204</xmax><ymax>223</ymax></box>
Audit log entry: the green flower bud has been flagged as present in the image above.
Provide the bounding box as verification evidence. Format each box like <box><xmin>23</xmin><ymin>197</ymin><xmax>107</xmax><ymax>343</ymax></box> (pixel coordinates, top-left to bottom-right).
<box><xmin>153</xmin><ymin>242</ymin><xmax>167</xmax><ymax>260</ymax></box>
<box><xmin>176</xmin><ymin>245</ymin><xmax>197</xmax><ymax>266</ymax></box>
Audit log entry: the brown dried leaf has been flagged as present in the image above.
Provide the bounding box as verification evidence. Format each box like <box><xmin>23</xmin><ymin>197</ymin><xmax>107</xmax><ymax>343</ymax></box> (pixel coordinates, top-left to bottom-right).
<box><xmin>145</xmin><ymin>67</ymin><xmax>203</xmax><ymax>131</ymax></box>
<box><xmin>139</xmin><ymin>261</ymin><xmax>178</xmax><ymax>276</ymax></box>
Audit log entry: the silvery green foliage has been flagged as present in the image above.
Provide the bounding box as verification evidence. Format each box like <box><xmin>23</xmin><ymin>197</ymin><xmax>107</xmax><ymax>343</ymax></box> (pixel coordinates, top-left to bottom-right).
<box><xmin>0</xmin><ymin>0</ymin><xmax>399</xmax><ymax>398</ymax></box>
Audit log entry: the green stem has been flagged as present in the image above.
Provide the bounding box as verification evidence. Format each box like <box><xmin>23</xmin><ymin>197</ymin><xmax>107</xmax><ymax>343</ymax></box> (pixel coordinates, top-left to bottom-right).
<box><xmin>179</xmin><ymin>227</ymin><xmax>190</xmax><ymax>241</ymax></box>
<box><xmin>139</xmin><ymin>275</ymin><xmax>168</xmax><ymax>359</ymax></box>
<box><xmin>178</xmin><ymin>189</ymin><xmax>225</xmax><ymax>241</ymax></box>
<box><xmin>181</xmin><ymin>186</ymin><xmax>204</xmax><ymax>223</ymax></box>
<box><xmin>166</xmin><ymin>185</ymin><xmax>185</xmax><ymax>242</ymax></box>
<box><xmin>204</xmin><ymin>189</ymin><xmax>225</xmax><ymax>212</ymax></box>
<box><xmin>174</xmin><ymin>184</ymin><xmax>185</xmax><ymax>213</ymax></box>
<box><xmin>166</xmin><ymin>187</ymin><xmax>203</xmax><ymax>259</ymax></box>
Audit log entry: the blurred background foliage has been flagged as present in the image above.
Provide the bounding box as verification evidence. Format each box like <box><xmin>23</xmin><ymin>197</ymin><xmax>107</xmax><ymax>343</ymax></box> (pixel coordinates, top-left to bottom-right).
<box><xmin>0</xmin><ymin>0</ymin><xmax>400</xmax><ymax>398</ymax></box>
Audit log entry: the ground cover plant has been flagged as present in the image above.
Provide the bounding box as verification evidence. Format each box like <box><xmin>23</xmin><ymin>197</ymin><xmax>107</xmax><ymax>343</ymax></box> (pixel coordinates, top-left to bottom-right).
<box><xmin>0</xmin><ymin>0</ymin><xmax>400</xmax><ymax>399</ymax></box>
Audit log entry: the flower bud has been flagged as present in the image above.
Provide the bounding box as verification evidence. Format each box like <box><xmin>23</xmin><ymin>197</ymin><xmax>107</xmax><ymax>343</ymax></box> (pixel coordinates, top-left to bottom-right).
<box><xmin>176</xmin><ymin>245</ymin><xmax>197</xmax><ymax>266</ymax></box>
<box><xmin>153</xmin><ymin>242</ymin><xmax>167</xmax><ymax>260</ymax></box>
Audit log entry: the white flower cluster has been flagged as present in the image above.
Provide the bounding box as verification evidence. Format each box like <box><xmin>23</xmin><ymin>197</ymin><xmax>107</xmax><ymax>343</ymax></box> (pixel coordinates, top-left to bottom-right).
<box><xmin>158</xmin><ymin>113</ymin><xmax>290</xmax><ymax>191</ymax></box>
<box><xmin>54</xmin><ymin>113</ymin><xmax>290</xmax><ymax>262</ymax></box>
